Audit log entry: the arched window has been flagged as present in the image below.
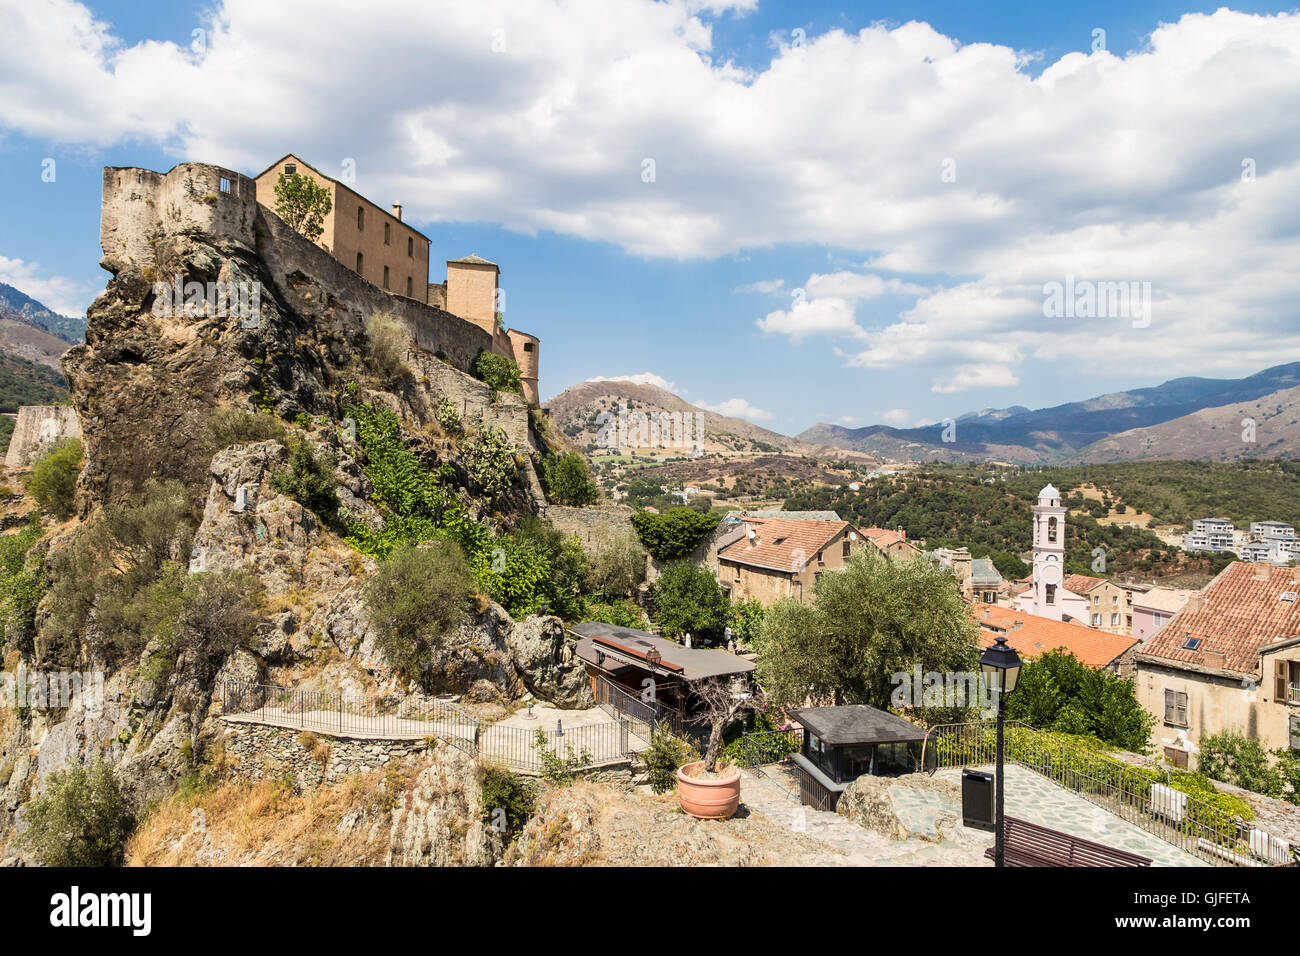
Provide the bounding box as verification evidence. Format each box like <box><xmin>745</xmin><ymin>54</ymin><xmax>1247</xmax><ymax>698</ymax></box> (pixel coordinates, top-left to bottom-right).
<box><xmin>1048</xmin><ymin>516</ymin><xmax>1058</xmax><ymax>543</ymax></box>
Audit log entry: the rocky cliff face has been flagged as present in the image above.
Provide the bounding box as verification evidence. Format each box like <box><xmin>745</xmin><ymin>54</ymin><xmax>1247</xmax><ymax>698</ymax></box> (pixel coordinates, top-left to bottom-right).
<box><xmin>0</xmin><ymin>163</ymin><xmax>575</xmax><ymax>864</ymax></box>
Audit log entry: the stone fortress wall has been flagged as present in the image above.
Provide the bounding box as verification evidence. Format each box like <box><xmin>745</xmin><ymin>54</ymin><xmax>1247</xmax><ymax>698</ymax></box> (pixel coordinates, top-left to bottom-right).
<box><xmin>4</xmin><ymin>405</ymin><xmax>82</xmax><ymax>469</ymax></box>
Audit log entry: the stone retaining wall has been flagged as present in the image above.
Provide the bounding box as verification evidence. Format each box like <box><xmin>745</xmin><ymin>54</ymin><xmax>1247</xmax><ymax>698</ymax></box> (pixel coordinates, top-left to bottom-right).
<box><xmin>220</xmin><ymin>721</ymin><xmax>429</xmax><ymax>790</ymax></box>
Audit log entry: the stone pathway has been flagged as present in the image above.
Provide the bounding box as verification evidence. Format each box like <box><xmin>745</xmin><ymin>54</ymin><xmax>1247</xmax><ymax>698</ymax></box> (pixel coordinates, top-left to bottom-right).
<box><xmin>738</xmin><ymin>763</ymin><xmax>1208</xmax><ymax>867</ymax></box>
<box><xmin>934</xmin><ymin>766</ymin><xmax>1205</xmax><ymax>867</ymax></box>
<box><xmin>739</xmin><ymin>767</ymin><xmax>992</xmax><ymax>866</ymax></box>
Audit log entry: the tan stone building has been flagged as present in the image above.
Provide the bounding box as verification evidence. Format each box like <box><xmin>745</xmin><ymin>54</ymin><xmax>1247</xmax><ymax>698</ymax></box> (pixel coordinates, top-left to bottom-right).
<box><xmin>717</xmin><ymin>517</ymin><xmax>868</xmax><ymax>606</ymax></box>
<box><xmin>255</xmin><ymin>155</ymin><xmax>541</xmax><ymax>402</ymax></box>
<box><xmin>1134</xmin><ymin>562</ymin><xmax>1300</xmax><ymax>768</ymax></box>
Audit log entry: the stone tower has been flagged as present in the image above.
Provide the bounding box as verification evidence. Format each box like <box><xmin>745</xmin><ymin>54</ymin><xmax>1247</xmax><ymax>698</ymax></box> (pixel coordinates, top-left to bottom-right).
<box><xmin>1031</xmin><ymin>483</ymin><xmax>1066</xmax><ymax>621</ymax></box>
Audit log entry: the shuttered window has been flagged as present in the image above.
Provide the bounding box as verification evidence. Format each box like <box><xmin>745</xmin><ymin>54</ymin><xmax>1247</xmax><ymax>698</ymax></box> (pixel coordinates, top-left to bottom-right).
<box><xmin>1163</xmin><ymin>688</ymin><xmax>1188</xmax><ymax>726</ymax></box>
<box><xmin>1277</xmin><ymin>660</ymin><xmax>1289</xmax><ymax>702</ymax></box>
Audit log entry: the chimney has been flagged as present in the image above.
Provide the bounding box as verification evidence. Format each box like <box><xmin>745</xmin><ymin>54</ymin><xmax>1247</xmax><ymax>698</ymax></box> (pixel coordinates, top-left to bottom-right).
<box><xmin>1184</xmin><ymin>592</ymin><xmax>1204</xmax><ymax>612</ymax></box>
<box><xmin>391</xmin><ymin>203</ymin><xmax>403</xmax><ymax>221</ymax></box>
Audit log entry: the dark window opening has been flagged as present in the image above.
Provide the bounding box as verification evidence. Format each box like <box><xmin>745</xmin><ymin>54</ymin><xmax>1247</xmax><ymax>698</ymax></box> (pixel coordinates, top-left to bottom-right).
<box><xmin>356</xmin><ymin>252</ymin><xmax>363</xmax><ymax>275</ymax></box>
<box><xmin>357</xmin><ymin>206</ymin><xmax>364</xmax><ymax>230</ymax></box>
<box><xmin>284</xmin><ymin>164</ymin><xmax>296</xmax><ymax>176</ymax></box>
<box><xmin>383</xmin><ymin>266</ymin><xmax>390</xmax><ymax>289</ymax></box>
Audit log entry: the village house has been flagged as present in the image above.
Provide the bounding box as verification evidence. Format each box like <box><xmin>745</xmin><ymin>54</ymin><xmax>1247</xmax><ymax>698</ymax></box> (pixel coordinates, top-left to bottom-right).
<box><xmin>716</xmin><ymin>516</ymin><xmax>868</xmax><ymax>606</ymax></box>
<box><xmin>254</xmin><ymin>154</ymin><xmax>540</xmax><ymax>402</ymax></box>
<box><xmin>1062</xmin><ymin>574</ymin><xmax>1146</xmax><ymax>636</ymax></box>
<box><xmin>861</xmin><ymin>527</ymin><xmax>924</xmax><ymax>561</ymax></box>
<box><xmin>1134</xmin><ymin>562</ymin><xmax>1300</xmax><ymax>768</ymax></box>
<box><xmin>973</xmin><ymin>603</ymin><xmax>1139</xmax><ymax>674</ymax></box>
<box><xmin>1131</xmin><ymin>586</ymin><xmax>1195</xmax><ymax>644</ymax></box>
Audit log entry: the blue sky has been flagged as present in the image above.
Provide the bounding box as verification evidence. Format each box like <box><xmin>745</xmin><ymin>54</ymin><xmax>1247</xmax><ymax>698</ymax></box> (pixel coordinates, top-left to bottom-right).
<box><xmin>1</xmin><ymin>0</ymin><xmax>1297</xmax><ymax>437</ymax></box>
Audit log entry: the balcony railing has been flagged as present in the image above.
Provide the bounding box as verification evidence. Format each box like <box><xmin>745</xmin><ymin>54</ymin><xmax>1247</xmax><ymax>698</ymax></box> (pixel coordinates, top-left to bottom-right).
<box><xmin>1288</xmin><ymin>682</ymin><xmax>1300</xmax><ymax>704</ymax></box>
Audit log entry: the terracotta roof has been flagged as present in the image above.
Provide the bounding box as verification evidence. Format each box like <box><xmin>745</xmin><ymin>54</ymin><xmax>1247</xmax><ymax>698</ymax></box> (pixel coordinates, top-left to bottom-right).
<box><xmin>1062</xmin><ymin>573</ymin><xmax>1107</xmax><ymax>595</ymax></box>
<box><xmin>717</xmin><ymin>518</ymin><xmax>849</xmax><ymax>573</ymax></box>
<box><xmin>1138</xmin><ymin>562</ymin><xmax>1300</xmax><ymax>677</ymax></box>
<box><xmin>973</xmin><ymin>603</ymin><xmax>1137</xmax><ymax>669</ymax></box>
<box><xmin>1132</xmin><ymin>587</ymin><xmax>1195</xmax><ymax>614</ymax></box>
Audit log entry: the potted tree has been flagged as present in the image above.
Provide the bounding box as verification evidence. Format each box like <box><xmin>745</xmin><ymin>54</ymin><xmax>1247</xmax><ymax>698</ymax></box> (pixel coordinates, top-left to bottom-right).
<box><xmin>676</xmin><ymin>676</ymin><xmax>761</xmax><ymax>819</ymax></box>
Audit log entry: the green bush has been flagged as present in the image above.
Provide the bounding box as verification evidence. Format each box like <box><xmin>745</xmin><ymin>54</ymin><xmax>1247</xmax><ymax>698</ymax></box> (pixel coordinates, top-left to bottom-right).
<box><xmin>270</xmin><ymin>438</ymin><xmax>340</xmax><ymax>525</ymax></box>
<box><xmin>17</xmin><ymin>760</ymin><xmax>134</xmax><ymax>866</ymax></box>
<box><xmin>541</xmin><ymin>452</ymin><xmax>597</xmax><ymax>506</ymax></box>
<box><xmin>478</xmin><ymin>764</ymin><xmax>536</xmax><ymax>837</ymax></box>
<box><xmin>26</xmin><ymin>437</ymin><xmax>82</xmax><ymax>519</ymax></box>
<box><xmin>45</xmin><ymin>480</ymin><xmax>193</xmax><ymax>667</ymax></box>
<box><xmin>629</xmin><ymin>507</ymin><xmax>719</xmax><ymax>561</ymax></box>
<box><xmin>363</xmin><ymin>312</ymin><xmax>410</xmax><ymax>383</ymax></box>
<box><xmin>472</xmin><ymin>350</ymin><xmax>522</xmax><ymax>396</ymax></box>
<box><xmin>461</xmin><ymin>427</ymin><xmax>517</xmax><ymax>503</ymax></box>
<box><xmin>206</xmin><ymin>406</ymin><xmax>287</xmax><ymax>451</ymax></box>
<box><xmin>364</xmin><ymin>541</ymin><xmax>474</xmax><ymax>686</ymax></box>
<box><xmin>532</xmin><ymin>728</ymin><xmax>592</xmax><ymax>786</ymax></box>
<box><xmin>583</xmin><ymin>600</ymin><xmax>643</xmax><ymax>629</ymax></box>
<box><xmin>649</xmin><ymin>561</ymin><xmax>729</xmax><ymax>642</ymax></box>
<box><xmin>435</xmin><ymin>397</ymin><xmax>463</xmax><ymax>434</ymax></box>
<box><xmin>1004</xmin><ymin>650</ymin><xmax>1154</xmax><ymax>752</ymax></box>
<box><xmin>638</xmin><ymin>732</ymin><xmax>698</xmax><ymax>794</ymax></box>
<box><xmin>584</xmin><ymin>533</ymin><xmax>646</xmax><ymax>601</ymax></box>
<box><xmin>1199</xmin><ymin>730</ymin><xmax>1284</xmax><ymax>798</ymax></box>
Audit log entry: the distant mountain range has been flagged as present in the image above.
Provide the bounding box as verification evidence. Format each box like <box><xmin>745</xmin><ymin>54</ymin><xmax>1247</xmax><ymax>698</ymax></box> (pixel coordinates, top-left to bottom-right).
<box><xmin>0</xmin><ymin>283</ymin><xmax>78</xmax><ymax>412</ymax></box>
<box><xmin>0</xmin><ymin>282</ymin><xmax>86</xmax><ymax>346</ymax></box>
<box><xmin>544</xmin><ymin>380</ymin><xmax>877</xmax><ymax>461</ymax></box>
<box><xmin>796</xmin><ymin>363</ymin><xmax>1300</xmax><ymax>464</ymax></box>
<box><xmin>553</xmin><ymin>363</ymin><xmax>1300</xmax><ymax>466</ymax></box>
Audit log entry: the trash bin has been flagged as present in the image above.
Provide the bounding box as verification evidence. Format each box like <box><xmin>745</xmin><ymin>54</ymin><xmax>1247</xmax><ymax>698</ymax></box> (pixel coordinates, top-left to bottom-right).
<box><xmin>961</xmin><ymin>769</ymin><xmax>995</xmax><ymax>831</ymax></box>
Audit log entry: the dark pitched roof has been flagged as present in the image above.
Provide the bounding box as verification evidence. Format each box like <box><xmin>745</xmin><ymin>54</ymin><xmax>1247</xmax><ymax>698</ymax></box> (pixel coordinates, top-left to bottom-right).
<box><xmin>1138</xmin><ymin>562</ymin><xmax>1300</xmax><ymax>677</ymax></box>
<box><xmin>569</xmin><ymin>622</ymin><xmax>754</xmax><ymax>681</ymax></box>
<box><xmin>788</xmin><ymin>705</ymin><xmax>926</xmax><ymax>746</ymax></box>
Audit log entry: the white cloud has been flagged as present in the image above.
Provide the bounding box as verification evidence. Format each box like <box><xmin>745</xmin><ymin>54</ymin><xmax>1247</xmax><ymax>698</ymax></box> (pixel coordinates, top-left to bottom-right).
<box><xmin>585</xmin><ymin>372</ymin><xmax>679</xmax><ymax>392</ymax></box>
<box><xmin>736</xmin><ymin>278</ymin><xmax>784</xmax><ymax>294</ymax></box>
<box><xmin>931</xmin><ymin>365</ymin><xmax>1020</xmax><ymax>393</ymax></box>
<box><xmin>698</xmin><ymin>397</ymin><xmax>774</xmax><ymax>422</ymax></box>
<box><xmin>875</xmin><ymin>408</ymin><xmax>914</xmax><ymax>426</ymax></box>
<box><xmin>756</xmin><ymin>296</ymin><xmax>864</xmax><ymax>342</ymax></box>
<box><xmin>0</xmin><ymin>254</ymin><xmax>94</xmax><ymax>316</ymax></box>
<box><xmin>2</xmin><ymin>3</ymin><xmax>1299</xmax><ymax>378</ymax></box>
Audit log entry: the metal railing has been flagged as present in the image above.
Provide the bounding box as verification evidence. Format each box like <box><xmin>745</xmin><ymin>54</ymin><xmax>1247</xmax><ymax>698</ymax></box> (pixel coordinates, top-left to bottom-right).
<box><xmin>923</xmin><ymin>720</ymin><xmax>1294</xmax><ymax>868</ymax></box>
<box><xmin>738</xmin><ymin>727</ymin><xmax>804</xmax><ymax>769</ymax></box>
<box><xmin>217</xmin><ymin>679</ymin><xmax>634</xmax><ymax>775</ymax></box>
<box><xmin>594</xmin><ymin>675</ymin><xmax>658</xmax><ymax>741</ymax></box>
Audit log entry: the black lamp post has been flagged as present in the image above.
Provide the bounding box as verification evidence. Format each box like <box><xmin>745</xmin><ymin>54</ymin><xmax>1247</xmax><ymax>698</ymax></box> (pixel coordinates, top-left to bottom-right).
<box><xmin>979</xmin><ymin>634</ymin><xmax>1023</xmax><ymax>868</ymax></box>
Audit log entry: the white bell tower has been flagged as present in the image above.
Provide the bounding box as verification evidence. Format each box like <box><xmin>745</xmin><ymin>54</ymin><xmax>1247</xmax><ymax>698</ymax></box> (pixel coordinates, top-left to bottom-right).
<box><xmin>1031</xmin><ymin>483</ymin><xmax>1066</xmax><ymax>621</ymax></box>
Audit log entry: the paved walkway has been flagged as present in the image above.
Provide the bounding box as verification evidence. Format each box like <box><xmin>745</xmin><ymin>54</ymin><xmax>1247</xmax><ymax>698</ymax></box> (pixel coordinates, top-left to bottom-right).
<box><xmin>739</xmin><ymin>767</ymin><xmax>992</xmax><ymax>866</ymax></box>
<box><xmin>934</xmin><ymin>766</ymin><xmax>1205</xmax><ymax>867</ymax></box>
<box><xmin>738</xmin><ymin>764</ymin><xmax>1207</xmax><ymax>867</ymax></box>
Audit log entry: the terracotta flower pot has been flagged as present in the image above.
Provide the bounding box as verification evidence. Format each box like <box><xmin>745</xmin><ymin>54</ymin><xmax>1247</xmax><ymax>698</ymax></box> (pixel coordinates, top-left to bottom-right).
<box><xmin>676</xmin><ymin>760</ymin><xmax>742</xmax><ymax>820</ymax></box>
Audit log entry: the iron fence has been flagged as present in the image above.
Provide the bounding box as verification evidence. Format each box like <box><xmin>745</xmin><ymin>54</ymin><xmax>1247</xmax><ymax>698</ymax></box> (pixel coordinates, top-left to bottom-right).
<box><xmin>923</xmin><ymin>720</ymin><xmax>1295</xmax><ymax>868</ymax></box>
<box><xmin>738</xmin><ymin>727</ymin><xmax>804</xmax><ymax>769</ymax></box>
<box><xmin>593</xmin><ymin>675</ymin><xmax>658</xmax><ymax>741</ymax></box>
<box><xmin>217</xmin><ymin>679</ymin><xmax>634</xmax><ymax>775</ymax></box>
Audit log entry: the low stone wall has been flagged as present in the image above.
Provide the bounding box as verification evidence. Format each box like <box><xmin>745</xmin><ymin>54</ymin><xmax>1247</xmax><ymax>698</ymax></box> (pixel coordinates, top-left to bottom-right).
<box><xmin>4</xmin><ymin>405</ymin><xmax>81</xmax><ymax>469</ymax></box>
<box><xmin>220</xmin><ymin>721</ymin><xmax>429</xmax><ymax>790</ymax></box>
<box><xmin>546</xmin><ymin>503</ymin><xmax>638</xmax><ymax>555</ymax></box>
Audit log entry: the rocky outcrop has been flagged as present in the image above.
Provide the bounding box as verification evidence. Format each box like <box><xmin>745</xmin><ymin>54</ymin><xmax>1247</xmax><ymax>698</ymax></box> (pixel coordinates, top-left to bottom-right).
<box><xmin>836</xmin><ymin>773</ymin><xmax>964</xmax><ymax>843</ymax></box>
<box><xmin>4</xmin><ymin>405</ymin><xmax>81</xmax><ymax>469</ymax></box>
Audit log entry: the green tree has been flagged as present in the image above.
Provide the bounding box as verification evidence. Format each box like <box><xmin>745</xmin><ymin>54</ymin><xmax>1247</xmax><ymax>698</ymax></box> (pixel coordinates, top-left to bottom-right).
<box><xmin>542</xmin><ymin>452</ymin><xmax>598</xmax><ymax>506</ymax></box>
<box><xmin>363</xmin><ymin>540</ymin><xmax>474</xmax><ymax>686</ymax></box>
<box><xmin>271</xmin><ymin>438</ymin><xmax>340</xmax><ymax>525</ymax></box>
<box><xmin>584</xmin><ymin>532</ymin><xmax>646</xmax><ymax>601</ymax></box>
<box><xmin>649</xmin><ymin>561</ymin><xmax>729</xmax><ymax>642</ymax></box>
<box><xmin>471</xmin><ymin>350</ymin><xmax>523</xmax><ymax>396</ymax></box>
<box><xmin>754</xmin><ymin>549</ymin><xmax>978</xmax><ymax>723</ymax></box>
<box><xmin>272</xmin><ymin>170</ymin><xmax>332</xmax><ymax>242</ymax></box>
<box><xmin>27</xmin><ymin>437</ymin><xmax>82</xmax><ymax>519</ymax></box>
<box><xmin>1199</xmin><ymin>730</ymin><xmax>1284</xmax><ymax>797</ymax></box>
<box><xmin>18</xmin><ymin>761</ymin><xmax>134</xmax><ymax>866</ymax></box>
<box><xmin>629</xmin><ymin>507</ymin><xmax>719</xmax><ymax>561</ymax></box>
<box><xmin>1003</xmin><ymin>650</ymin><xmax>1154</xmax><ymax>751</ymax></box>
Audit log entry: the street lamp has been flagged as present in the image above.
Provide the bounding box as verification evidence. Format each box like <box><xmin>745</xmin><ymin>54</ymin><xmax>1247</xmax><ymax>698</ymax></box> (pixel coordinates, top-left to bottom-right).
<box><xmin>979</xmin><ymin>634</ymin><xmax>1023</xmax><ymax>868</ymax></box>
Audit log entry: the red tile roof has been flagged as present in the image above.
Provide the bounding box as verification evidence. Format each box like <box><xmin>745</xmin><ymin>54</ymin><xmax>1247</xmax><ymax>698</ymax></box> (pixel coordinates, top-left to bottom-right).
<box><xmin>973</xmin><ymin>603</ymin><xmax>1138</xmax><ymax>669</ymax></box>
<box><xmin>1138</xmin><ymin>562</ymin><xmax>1300</xmax><ymax>677</ymax></box>
<box><xmin>1062</xmin><ymin>573</ymin><xmax>1107</xmax><ymax>595</ymax></box>
<box><xmin>717</xmin><ymin>517</ymin><xmax>849</xmax><ymax>573</ymax></box>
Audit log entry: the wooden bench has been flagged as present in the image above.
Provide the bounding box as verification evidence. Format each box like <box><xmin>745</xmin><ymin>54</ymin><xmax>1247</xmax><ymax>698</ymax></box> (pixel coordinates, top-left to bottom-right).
<box><xmin>983</xmin><ymin>816</ymin><xmax>1152</xmax><ymax>867</ymax></box>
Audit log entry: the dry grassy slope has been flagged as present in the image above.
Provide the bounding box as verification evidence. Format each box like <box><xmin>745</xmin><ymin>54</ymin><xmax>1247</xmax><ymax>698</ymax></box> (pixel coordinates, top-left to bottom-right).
<box><xmin>0</xmin><ymin>316</ymin><xmax>71</xmax><ymax>371</ymax></box>
<box><xmin>545</xmin><ymin>379</ymin><xmax>875</xmax><ymax>461</ymax></box>
<box><xmin>1071</xmin><ymin>383</ymin><xmax>1300</xmax><ymax>463</ymax></box>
